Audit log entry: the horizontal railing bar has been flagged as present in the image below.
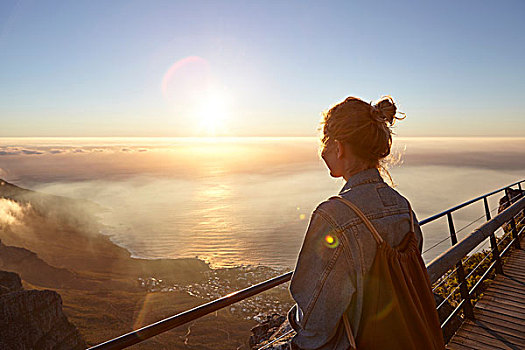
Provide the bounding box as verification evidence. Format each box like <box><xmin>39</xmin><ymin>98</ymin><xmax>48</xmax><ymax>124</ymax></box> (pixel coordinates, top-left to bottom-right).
<box><xmin>426</xmin><ymin>196</ymin><xmax>525</xmax><ymax>284</ymax></box>
<box><xmin>87</xmin><ymin>272</ymin><xmax>293</xmax><ymax>350</ymax></box>
<box><xmin>420</xmin><ymin>197</ymin><xmax>486</xmax><ymax>226</ymax></box>
<box><xmin>257</xmin><ymin>329</ymin><xmax>295</xmax><ymax>350</ymax></box>
<box><xmin>464</xmin><ymin>246</ymin><xmax>493</xmax><ymax>281</ymax></box>
<box><xmin>432</xmin><ymin>265</ymin><xmax>460</xmax><ymax>292</ymax></box>
<box><xmin>436</xmin><ymin>283</ymin><xmax>461</xmax><ymax>310</ymax></box>
<box><xmin>419</xmin><ymin>180</ymin><xmax>524</xmax><ymax>225</ymax></box>
<box><xmin>468</xmin><ymin>258</ymin><xmax>497</xmax><ymax>297</ymax></box>
<box><xmin>441</xmin><ymin>299</ymin><xmax>465</xmax><ymax>329</ymax></box>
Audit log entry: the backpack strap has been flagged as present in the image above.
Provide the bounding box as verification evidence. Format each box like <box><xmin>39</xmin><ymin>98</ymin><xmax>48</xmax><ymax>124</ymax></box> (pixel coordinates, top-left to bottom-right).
<box><xmin>343</xmin><ymin>313</ymin><xmax>357</xmax><ymax>350</ymax></box>
<box><xmin>329</xmin><ymin>196</ymin><xmax>384</xmax><ymax>245</ymax></box>
<box><xmin>407</xmin><ymin>200</ymin><xmax>415</xmax><ymax>233</ymax></box>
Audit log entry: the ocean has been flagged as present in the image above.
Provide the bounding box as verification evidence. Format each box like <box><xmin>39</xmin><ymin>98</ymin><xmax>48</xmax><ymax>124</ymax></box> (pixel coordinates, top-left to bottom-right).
<box><xmin>0</xmin><ymin>137</ymin><xmax>523</xmax><ymax>268</ymax></box>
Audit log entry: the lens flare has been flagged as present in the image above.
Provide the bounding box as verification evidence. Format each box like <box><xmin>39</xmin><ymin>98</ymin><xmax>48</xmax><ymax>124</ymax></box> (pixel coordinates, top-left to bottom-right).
<box><xmin>324</xmin><ymin>233</ymin><xmax>339</xmax><ymax>249</ymax></box>
<box><xmin>161</xmin><ymin>56</ymin><xmax>210</xmax><ymax>102</ymax></box>
<box><xmin>374</xmin><ymin>298</ymin><xmax>395</xmax><ymax>321</ymax></box>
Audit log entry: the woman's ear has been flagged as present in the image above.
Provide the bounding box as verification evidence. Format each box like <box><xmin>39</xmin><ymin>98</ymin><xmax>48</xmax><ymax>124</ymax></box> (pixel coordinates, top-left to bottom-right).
<box><xmin>335</xmin><ymin>140</ymin><xmax>345</xmax><ymax>159</ymax></box>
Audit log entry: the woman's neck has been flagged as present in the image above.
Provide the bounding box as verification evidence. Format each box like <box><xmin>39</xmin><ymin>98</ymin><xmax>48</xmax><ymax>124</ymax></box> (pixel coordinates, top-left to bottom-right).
<box><xmin>343</xmin><ymin>165</ymin><xmax>374</xmax><ymax>181</ymax></box>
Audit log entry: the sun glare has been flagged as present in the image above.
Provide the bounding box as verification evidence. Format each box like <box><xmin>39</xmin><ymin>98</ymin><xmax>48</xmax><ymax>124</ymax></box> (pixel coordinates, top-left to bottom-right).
<box><xmin>195</xmin><ymin>89</ymin><xmax>231</xmax><ymax>136</ymax></box>
<box><xmin>162</xmin><ymin>56</ymin><xmax>233</xmax><ymax>137</ymax></box>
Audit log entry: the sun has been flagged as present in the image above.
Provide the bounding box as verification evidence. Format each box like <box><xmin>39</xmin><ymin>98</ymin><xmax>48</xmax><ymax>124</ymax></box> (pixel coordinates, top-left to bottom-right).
<box><xmin>195</xmin><ymin>89</ymin><xmax>230</xmax><ymax>136</ymax></box>
<box><xmin>161</xmin><ymin>56</ymin><xmax>233</xmax><ymax>137</ymax></box>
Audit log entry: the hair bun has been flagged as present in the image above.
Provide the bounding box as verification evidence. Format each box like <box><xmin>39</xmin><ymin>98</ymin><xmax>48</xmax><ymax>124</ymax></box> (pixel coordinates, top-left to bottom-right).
<box><xmin>371</xmin><ymin>96</ymin><xmax>404</xmax><ymax>126</ymax></box>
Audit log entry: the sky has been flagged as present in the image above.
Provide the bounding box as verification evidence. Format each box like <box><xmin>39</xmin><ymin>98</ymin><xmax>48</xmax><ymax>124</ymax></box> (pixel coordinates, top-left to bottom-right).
<box><xmin>0</xmin><ymin>0</ymin><xmax>524</xmax><ymax>137</ymax></box>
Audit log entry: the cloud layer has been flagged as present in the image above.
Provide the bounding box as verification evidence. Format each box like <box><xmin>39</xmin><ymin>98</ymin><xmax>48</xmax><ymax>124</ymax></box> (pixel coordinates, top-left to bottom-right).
<box><xmin>0</xmin><ymin>137</ymin><xmax>524</xmax><ymax>185</ymax></box>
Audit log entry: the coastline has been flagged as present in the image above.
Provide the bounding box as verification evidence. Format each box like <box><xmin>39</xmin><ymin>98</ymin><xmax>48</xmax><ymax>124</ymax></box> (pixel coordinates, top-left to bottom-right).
<box><xmin>0</xmin><ymin>178</ymin><xmax>293</xmax><ymax>348</ymax></box>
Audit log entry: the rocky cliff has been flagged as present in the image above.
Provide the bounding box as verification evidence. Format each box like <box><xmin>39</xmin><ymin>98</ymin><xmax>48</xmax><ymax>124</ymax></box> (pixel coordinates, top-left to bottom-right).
<box><xmin>0</xmin><ymin>270</ymin><xmax>86</xmax><ymax>350</ymax></box>
<box><xmin>0</xmin><ymin>239</ymin><xmax>85</xmax><ymax>289</ymax></box>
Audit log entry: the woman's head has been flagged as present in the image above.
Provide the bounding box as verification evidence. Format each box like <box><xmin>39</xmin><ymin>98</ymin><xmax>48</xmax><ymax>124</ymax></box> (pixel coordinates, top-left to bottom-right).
<box><xmin>319</xmin><ymin>96</ymin><xmax>405</xmax><ymax>180</ymax></box>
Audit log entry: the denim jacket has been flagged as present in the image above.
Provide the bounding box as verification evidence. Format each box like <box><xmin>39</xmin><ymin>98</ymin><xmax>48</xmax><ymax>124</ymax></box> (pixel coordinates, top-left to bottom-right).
<box><xmin>287</xmin><ymin>168</ymin><xmax>424</xmax><ymax>350</ymax></box>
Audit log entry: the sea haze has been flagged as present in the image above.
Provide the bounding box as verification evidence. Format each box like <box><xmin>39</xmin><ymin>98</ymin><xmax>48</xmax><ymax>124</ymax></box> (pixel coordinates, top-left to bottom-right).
<box><xmin>0</xmin><ymin>137</ymin><xmax>523</xmax><ymax>268</ymax></box>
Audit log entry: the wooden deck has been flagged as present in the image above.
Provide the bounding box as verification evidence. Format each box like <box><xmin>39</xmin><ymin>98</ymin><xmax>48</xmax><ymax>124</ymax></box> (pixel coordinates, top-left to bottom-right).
<box><xmin>446</xmin><ymin>247</ymin><xmax>525</xmax><ymax>350</ymax></box>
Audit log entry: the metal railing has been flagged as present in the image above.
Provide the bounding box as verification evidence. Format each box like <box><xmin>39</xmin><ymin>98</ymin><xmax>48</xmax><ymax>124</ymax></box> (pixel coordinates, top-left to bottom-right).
<box><xmin>427</xmin><ymin>193</ymin><xmax>525</xmax><ymax>329</ymax></box>
<box><xmin>88</xmin><ymin>180</ymin><xmax>525</xmax><ymax>350</ymax></box>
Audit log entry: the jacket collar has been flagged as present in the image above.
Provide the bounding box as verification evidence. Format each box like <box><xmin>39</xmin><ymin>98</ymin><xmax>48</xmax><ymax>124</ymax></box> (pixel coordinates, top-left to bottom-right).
<box><xmin>339</xmin><ymin>167</ymin><xmax>384</xmax><ymax>195</ymax></box>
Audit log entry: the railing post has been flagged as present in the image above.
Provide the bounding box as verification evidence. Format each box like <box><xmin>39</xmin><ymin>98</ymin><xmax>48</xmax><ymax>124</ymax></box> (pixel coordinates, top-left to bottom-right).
<box><xmin>447</xmin><ymin>212</ymin><xmax>458</xmax><ymax>245</ymax></box>
<box><xmin>447</xmin><ymin>212</ymin><xmax>475</xmax><ymax>319</ymax></box>
<box><xmin>483</xmin><ymin>197</ymin><xmax>491</xmax><ymax>222</ymax></box>
<box><xmin>484</xmin><ymin>197</ymin><xmax>504</xmax><ymax>275</ymax></box>
<box><xmin>509</xmin><ymin>216</ymin><xmax>521</xmax><ymax>249</ymax></box>
<box><xmin>506</xmin><ymin>188</ymin><xmax>522</xmax><ymax>249</ymax></box>
<box><xmin>519</xmin><ymin>183</ymin><xmax>525</xmax><ymax>218</ymax></box>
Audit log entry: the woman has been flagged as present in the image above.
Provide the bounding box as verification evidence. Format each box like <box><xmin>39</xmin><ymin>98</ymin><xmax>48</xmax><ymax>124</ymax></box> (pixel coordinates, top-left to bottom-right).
<box><xmin>287</xmin><ymin>96</ymin><xmax>444</xmax><ymax>349</ymax></box>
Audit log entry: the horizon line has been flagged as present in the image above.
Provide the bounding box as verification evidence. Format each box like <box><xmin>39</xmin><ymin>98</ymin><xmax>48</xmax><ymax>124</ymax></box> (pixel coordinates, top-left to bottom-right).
<box><xmin>1</xmin><ymin>135</ymin><xmax>525</xmax><ymax>140</ymax></box>
<box><xmin>0</xmin><ymin>134</ymin><xmax>525</xmax><ymax>139</ymax></box>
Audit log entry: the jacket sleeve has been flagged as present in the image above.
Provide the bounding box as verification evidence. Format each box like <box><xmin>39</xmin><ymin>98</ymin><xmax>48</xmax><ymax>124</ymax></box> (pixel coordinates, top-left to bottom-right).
<box><xmin>288</xmin><ymin>204</ymin><xmax>357</xmax><ymax>349</ymax></box>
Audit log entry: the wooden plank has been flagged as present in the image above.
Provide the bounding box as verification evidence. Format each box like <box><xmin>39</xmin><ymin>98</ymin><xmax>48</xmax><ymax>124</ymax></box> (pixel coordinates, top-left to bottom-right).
<box><xmin>500</xmin><ymin>274</ymin><xmax>525</xmax><ymax>283</ymax></box>
<box><xmin>505</xmin><ymin>252</ymin><xmax>525</xmax><ymax>262</ymax></box>
<box><xmin>460</xmin><ymin>322</ymin><xmax>525</xmax><ymax>346</ymax></box>
<box><xmin>504</xmin><ymin>256</ymin><xmax>525</xmax><ymax>265</ymax></box>
<box><xmin>452</xmin><ymin>329</ymin><xmax>520</xmax><ymax>350</ymax></box>
<box><xmin>490</xmin><ymin>283</ymin><xmax>525</xmax><ymax>294</ymax></box>
<box><xmin>475</xmin><ymin>306</ymin><xmax>525</xmax><ymax>327</ymax></box>
<box><xmin>480</xmin><ymin>295</ymin><xmax>525</xmax><ymax>311</ymax></box>
<box><xmin>500</xmin><ymin>271</ymin><xmax>525</xmax><ymax>280</ymax></box>
<box><xmin>482</xmin><ymin>287</ymin><xmax>525</xmax><ymax>301</ymax></box>
<box><xmin>494</xmin><ymin>283</ymin><xmax>525</xmax><ymax>294</ymax></box>
<box><xmin>501</xmin><ymin>261</ymin><xmax>525</xmax><ymax>270</ymax></box>
<box><xmin>482</xmin><ymin>291</ymin><xmax>525</xmax><ymax>305</ymax></box>
<box><xmin>446</xmin><ymin>341</ymin><xmax>477</xmax><ymax>350</ymax></box>
<box><xmin>503</xmin><ymin>254</ymin><xmax>525</xmax><ymax>262</ymax></box>
<box><xmin>500</xmin><ymin>275</ymin><xmax>525</xmax><ymax>284</ymax></box>
<box><xmin>470</xmin><ymin>317</ymin><xmax>525</xmax><ymax>339</ymax></box>
<box><xmin>451</xmin><ymin>334</ymin><xmax>511</xmax><ymax>350</ymax></box>
<box><xmin>501</xmin><ymin>270</ymin><xmax>525</xmax><ymax>278</ymax></box>
<box><xmin>475</xmin><ymin>299</ymin><xmax>525</xmax><ymax>319</ymax></box>
<box><xmin>499</xmin><ymin>263</ymin><xmax>525</xmax><ymax>271</ymax></box>
<box><xmin>482</xmin><ymin>290</ymin><xmax>525</xmax><ymax>304</ymax></box>
<box><xmin>476</xmin><ymin>302</ymin><xmax>525</xmax><ymax>321</ymax></box>
<box><xmin>503</xmin><ymin>260</ymin><xmax>524</xmax><ymax>266</ymax></box>
<box><xmin>492</xmin><ymin>276</ymin><xmax>525</xmax><ymax>285</ymax></box>
<box><xmin>502</xmin><ymin>268</ymin><xmax>525</xmax><ymax>278</ymax></box>
<box><xmin>493</xmin><ymin>273</ymin><xmax>523</xmax><ymax>282</ymax></box>
<box><xmin>482</xmin><ymin>287</ymin><xmax>525</xmax><ymax>300</ymax></box>
<box><xmin>501</xmin><ymin>268</ymin><xmax>525</xmax><ymax>276</ymax></box>
<box><xmin>486</xmin><ymin>295</ymin><xmax>525</xmax><ymax>317</ymax></box>
<box><xmin>496</xmin><ymin>271</ymin><xmax>525</xmax><ymax>280</ymax></box>
<box><xmin>493</xmin><ymin>275</ymin><xmax>525</xmax><ymax>285</ymax></box>
<box><xmin>503</xmin><ymin>262</ymin><xmax>524</xmax><ymax>268</ymax></box>
<box><xmin>476</xmin><ymin>310</ymin><xmax>525</xmax><ymax>330</ymax></box>
<box><xmin>493</xmin><ymin>276</ymin><xmax>523</xmax><ymax>286</ymax></box>
<box><xmin>487</xmin><ymin>281</ymin><xmax>525</xmax><ymax>296</ymax></box>
<box><xmin>502</xmin><ymin>275</ymin><xmax>525</xmax><ymax>285</ymax></box>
